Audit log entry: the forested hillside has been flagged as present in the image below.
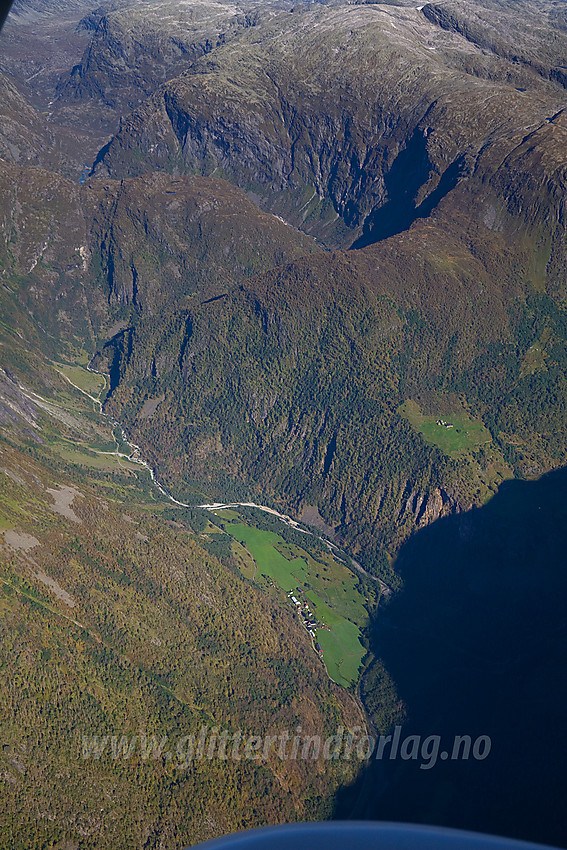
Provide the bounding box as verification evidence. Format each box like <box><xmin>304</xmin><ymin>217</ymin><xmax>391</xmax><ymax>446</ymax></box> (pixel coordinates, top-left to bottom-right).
<box><xmin>1</xmin><ymin>0</ymin><xmax>567</xmax><ymax>844</ymax></box>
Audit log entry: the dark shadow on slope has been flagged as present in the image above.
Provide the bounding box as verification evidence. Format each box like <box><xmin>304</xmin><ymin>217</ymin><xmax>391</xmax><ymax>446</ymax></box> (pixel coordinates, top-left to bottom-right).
<box><xmin>0</xmin><ymin>1</ymin><xmax>14</xmax><ymax>33</ymax></box>
<box><xmin>334</xmin><ymin>466</ymin><xmax>567</xmax><ymax>848</ymax></box>
<box><xmin>351</xmin><ymin>129</ymin><xmax>465</xmax><ymax>249</ymax></box>
<box><xmin>90</xmin><ymin>137</ymin><xmax>112</xmax><ymax>176</ymax></box>
<box><xmin>93</xmin><ymin>327</ymin><xmax>132</xmax><ymax>400</ymax></box>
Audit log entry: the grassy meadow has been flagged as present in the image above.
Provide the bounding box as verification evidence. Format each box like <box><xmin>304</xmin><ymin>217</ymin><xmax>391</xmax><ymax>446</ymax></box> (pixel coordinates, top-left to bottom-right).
<box><xmin>214</xmin><ymin>517</ymin><xmax>368</xmax><ymax>687</ymax></box>
<box><xmin>399</xmin><ymin>399</ymin><xmax>492</xmax><ymax>456</ymax></box>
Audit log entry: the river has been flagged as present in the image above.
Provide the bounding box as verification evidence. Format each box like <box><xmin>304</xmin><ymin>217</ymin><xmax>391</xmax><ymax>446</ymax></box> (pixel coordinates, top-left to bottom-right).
<box><xmin>55</xmin><ymin>363</ymin><xmax>388</xmax><ymax>591</ymax></box>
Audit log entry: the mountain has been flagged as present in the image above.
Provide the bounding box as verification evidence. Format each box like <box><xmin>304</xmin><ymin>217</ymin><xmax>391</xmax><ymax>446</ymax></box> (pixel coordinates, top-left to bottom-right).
<box><xmin>0</xmin><ymin>146</ymin><xmax>358</xmax><ymax>848</ymax></box>
<box><xmin>0</xmin><ymin>73</ymin><xmax>354</xmax><ymax>843</ymax></box>
<box><xmin>93</xmin><ymin>0</ymin><xmax>567</xmax><ymax>245</ymax></box>
<box><xmin>4</xmin><ymin>0</ymin><xmax>567</xmax><ymax>594</ymax></box>
<box><xmin>0</xmin><ymin>70</ymin><xmax>55</xmax><ymax>166</ymax></box>
<box><xmin>8</xmin><ymin>0</ymin><xmax>102</xmax><ymax>19</ymax></box>
<box><xmin>100</xmin><ymin>186</ymin><xmax>567</xmax><ymax>580</ymax></box>
<box><xmin>57</xmin><ymin>0</ymin><xmax>263</xmax><ymax>120</ymax></box>
<box><xmin>0</xmin><ymin>158</ymin><xmax>319</xmax><ymax>351</ymax></box>
<box><xmin>1</xmin><ymin>0</ymin><xmax>567</xmax><ymax>845</ymax></box>
<box><xmin>0</xmin><ymin>0</ymin><xmax>110</xmax><ymax>174</ymax></box>
<box><xmin>60</xmin><ymin>0</ymin><xmax>566</xmax><ymax>580</ymax></box>
<box><xmin>0</xmin><ymin>356</ymin><xmax>361</xmax><ymax>848</ymax></box>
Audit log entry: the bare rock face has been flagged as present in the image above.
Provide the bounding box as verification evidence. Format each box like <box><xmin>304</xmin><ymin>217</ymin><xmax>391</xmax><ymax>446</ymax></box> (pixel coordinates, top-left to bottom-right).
<box><xmin>57</xmin><ymin>0</ymin><xmax>262</xmax><ymax>115</ymax></box>
<box><xmin>0</xmin><ymin>71</ymin><xmax>54</xmax><ymax>167</ymax></box>
<box><xmin>396</xmin><ymin>483</ymin><xmax>457</xmax><ymax>535</ymax></box>
<box><xmin>421</xmin><ymin>0</ymin><xmax>567</xmax><ymax>85</ymax></box>
<box><xmin>93</xmin><ymin>0</ymin><xmax>567</xmax><ymax>247</ymax></box>
<box><xmin>9</xmin><ymin>0</ymin><xmax>102</xmax><ymax>19</ymax></box>
<box><xmin>2</xmin><ymin>0</ymin><xmax>567</xmax><ymax>575</ymax></box>
<box><xmin>414</xmin><ymin>487</ymin><xmax>453</xmax><ymax>526</ymax></box>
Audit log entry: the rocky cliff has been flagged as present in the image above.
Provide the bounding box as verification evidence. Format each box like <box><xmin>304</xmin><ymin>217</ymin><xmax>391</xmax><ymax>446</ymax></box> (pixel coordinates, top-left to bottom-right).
<box><xmin>93</xmin><ymin>0</ymin><xmax>567</xmax><ymax>247</ymax></box>
<box><xmin>3</xmin><ymin>0</ymin><xmax>567</xmax><ymax>577</ymax></box>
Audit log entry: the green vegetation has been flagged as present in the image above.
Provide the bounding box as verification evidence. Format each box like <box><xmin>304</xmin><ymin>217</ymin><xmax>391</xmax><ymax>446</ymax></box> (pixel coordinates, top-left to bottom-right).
<box><xmin>4</xmin><ymin>10</ymin><xmax>567</xmax><ymax>840</ymax></box>
<box><xmin>226</xmin><ymin>523</ymin><xmax>308</xmax><ymax>591</ymax></box>
<box><xmin>287</xmin><ymin>544</ymin><xmax>367</xmax><ymax>627</ymax></box>
<box><xmin>212</xmin><ymin>508</ymin><xmax>241</xmax><ymax>521</ymax></box>
<box><xmin>305</xmin><ymin>591</ymin><xmax>366</xmax><ymax>689</ymax></box>
<box><xmin>230</xmin><ymin>537</ymin><xmax>257</xmax><ymax>580</ymax></box>
<box><xmin>0</xmin><ymin>362</ymin><xmax>361</xmax><ymax>849</ymax></box>
<box><xmin>46</xmin><ymin>442</ymin><xmax>136</xmax><ymax>471</ymax></box>
<box><xmin>316</xmin><ymin>623</ymin><xmax>365</xmax><ymax>690</ymax></box>
<box><xmin>220</xmin><ymin>520</ymin><xmax>368</xmax><ymax>688</ymax></box>
<box><xmin>398</xmin><ymin>399</ymin><xmax>492</xmax><ymax>456</ymax></box>
<box><xmin>55</xmin><ymin>362</ymin><xmax>106</xmax><ymax>399</ymax></box>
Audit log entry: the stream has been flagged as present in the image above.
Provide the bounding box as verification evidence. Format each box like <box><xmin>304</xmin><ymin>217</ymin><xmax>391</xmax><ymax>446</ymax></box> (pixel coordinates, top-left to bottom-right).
<box><xmin>61</xmin><ymin>363</ymin><xmax>390</xmax><ymax>592</ymax></box>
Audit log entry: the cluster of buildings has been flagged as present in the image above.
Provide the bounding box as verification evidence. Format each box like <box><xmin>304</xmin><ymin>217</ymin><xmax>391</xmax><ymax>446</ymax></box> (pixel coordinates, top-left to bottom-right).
<box><xmin>287</xmin><ymin>587</ymin><xmax>323</xmax><ymax>654</ymax></box>
<box><xmin>436</xmin><ymin>419</ymin><xmax>454</xmax><ymax>429</ymax></box>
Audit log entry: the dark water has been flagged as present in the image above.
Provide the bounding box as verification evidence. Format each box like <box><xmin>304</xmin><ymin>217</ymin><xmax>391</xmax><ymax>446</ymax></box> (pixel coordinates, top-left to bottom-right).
<box><xmin>335</xmin><ymin>467</ymin><xmax>567</xmax><ymax>848</ymax></box>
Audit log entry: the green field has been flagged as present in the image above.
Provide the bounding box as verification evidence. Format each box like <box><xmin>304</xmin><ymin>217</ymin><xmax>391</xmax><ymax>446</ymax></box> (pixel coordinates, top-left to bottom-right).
<box><xmin>223</xmin><ymin>520</ymin><xmax>367</xmax><ymax>687</ymax></box>
<box><xmin>213</xmin><ymin>508</ymin><xmax>240</xmax><ymax>520</ymax></box>
<box><xmin>285</xmin><ymin>544</ymin><xmax>368</xmax><ymax>627</ymax></box>
<box><xmin>49</xmin><ymin>443</ymin><xmax>139</xmax><ymax>472</ymax></box>
<box><xmin>227</xmin><ymin>523</ymin><xmax>308</xmax><ymax>590</ymax></box>
<box><xmin>316</xmin><ymin>623</ymin><xmax>365</xmax><ymax>688</ymax></box>
<box><xmin>230</xmin><ymin>538</ymin><xmax>257</xmax><ymax>580</ymax></box>
<box><xmin>399</xmin><ymin>399</ymin><xmax>491</xmax><ymax>455</ymax></box>
<box><xmin>83</xmin><ymin>438</ymin><xmax>118</xmax><ymax>452</ymax></box>
<box><xmin>304</xmin><ymin>591</ymin><xmax>365</xmax><ymax>687</ymax></box>
<box><xmin>519</xmin><ymin>328</ymin><xmax>550</xmax><ymax>378</ymax></box>
<box><xmin>55</xmin><ymin>363</ymin><xmax>106</xmax><ymax>399</ymax></box>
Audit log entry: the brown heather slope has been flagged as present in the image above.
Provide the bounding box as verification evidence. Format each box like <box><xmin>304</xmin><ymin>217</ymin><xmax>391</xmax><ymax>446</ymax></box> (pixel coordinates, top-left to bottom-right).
<box><xmin>0</xmin><ymin>367</ymin><xmax>361</xmax><ymax>848</ymax></box>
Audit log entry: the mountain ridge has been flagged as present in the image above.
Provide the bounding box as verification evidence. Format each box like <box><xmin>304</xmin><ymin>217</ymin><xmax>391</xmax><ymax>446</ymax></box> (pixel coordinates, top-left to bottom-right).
<box><xmin>1</xmin><ymin>2</ymin><xmax>567</xmax><ymax>843</ymax></box>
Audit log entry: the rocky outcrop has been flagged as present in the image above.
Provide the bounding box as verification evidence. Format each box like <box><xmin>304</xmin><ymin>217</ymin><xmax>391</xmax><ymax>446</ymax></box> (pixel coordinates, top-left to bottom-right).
<box><xmin>4</xmin><ymin>0</ymin><xmax>567</xmax><ymax>579</ymax></box>
<box><xmin>421</xmin><ymin>0</ymin><xmax>567</xmax><ymax>87</ymax></box>
<box><xmin>398</xmin><ymin>485</ymin><xmax>456</xmax><ymax>527</ymax></box>
<box><xmin>94</xmin><ymin>0</ymin><xmax>567</xmax><ymax>246</ymax></box>
<box><xmin>57</xmin><ymin>0</ymin><xmax>261</xmax><ymax>115</ymax></box>
<box><xmin>83</xmin><ymin>170</ymin><xmax>320</xmax><ymax>316</ymax></box>
<box><xmin>9</xmin><ymin>0</ymin><xmax>101</xmax><ymax>19</ymax></box>
<box><xmin>0</xmin><ymin>155</ymin><xmax>320</xmax><ymax>347</ymax></box>
<box><xmin>0</xmin><ymin>71</ymin><xmax>54</xmax><ymax>167</ymax></box>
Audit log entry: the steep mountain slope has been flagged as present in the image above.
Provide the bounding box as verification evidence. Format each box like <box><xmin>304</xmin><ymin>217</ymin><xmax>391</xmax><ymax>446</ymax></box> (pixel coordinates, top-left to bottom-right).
<box><xmin>0</xmin><ymin>78</ymin><xmax>371</xmax><ymax>840</ymax></box>
<box><xmin>0</xmin><ymin>2</ymin><xmax>106</xmax><ymax>176</ymax></box>
<box><xmin>1</xmin><ymin>1</ymin><xmax>567</xmax><ymax>844</ymax></box>
<box><xmin>0</xmin><ymin>71</ymin><xmax>55</xmax><ymax>167</ymax></box>
<box><xmin>9</xmin><ymin>0</ymin><xmax>103</xmax><ymax>17</ymax></box>
<box><xmin>421</xmin><ymin>0</ymin><xmax>567</xmax><ymax>86</ymax></box>
<box><xmin>0</xmin><ymin>157</ymin><xmax>319</xmax><ymax>354</ymax></box>
<box><xmin>52</xmin><ymin>0</ymin><xmax>563</xmax><ymax>583</ymax></box>
<box><xmin>103</xmin><ymin>187</ymin><xmax>567</xmax><ymax>579</ymax></box>
<box><xmin>57</xmin><ymin>0</ymin><xmax>264</xmax><ymax>121</ymax></box>
<box><xmin>5</xmin><ymin>0</ymin><xmax>567</xmax><ymax>580</ymax></box>
<box><xmin>94</xmin><ymin>0</ymin><xmax>567</xmax><ymax>246</ymax></box>
<box><xmin>83</xmin><ymin>171</ymin><xmax>320</xmax><ymax>317</ymax></box>
<box><xmin>0</xmin><ymin>303</ymin><xmax>361</xmax><ymax>849</ymax></box>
